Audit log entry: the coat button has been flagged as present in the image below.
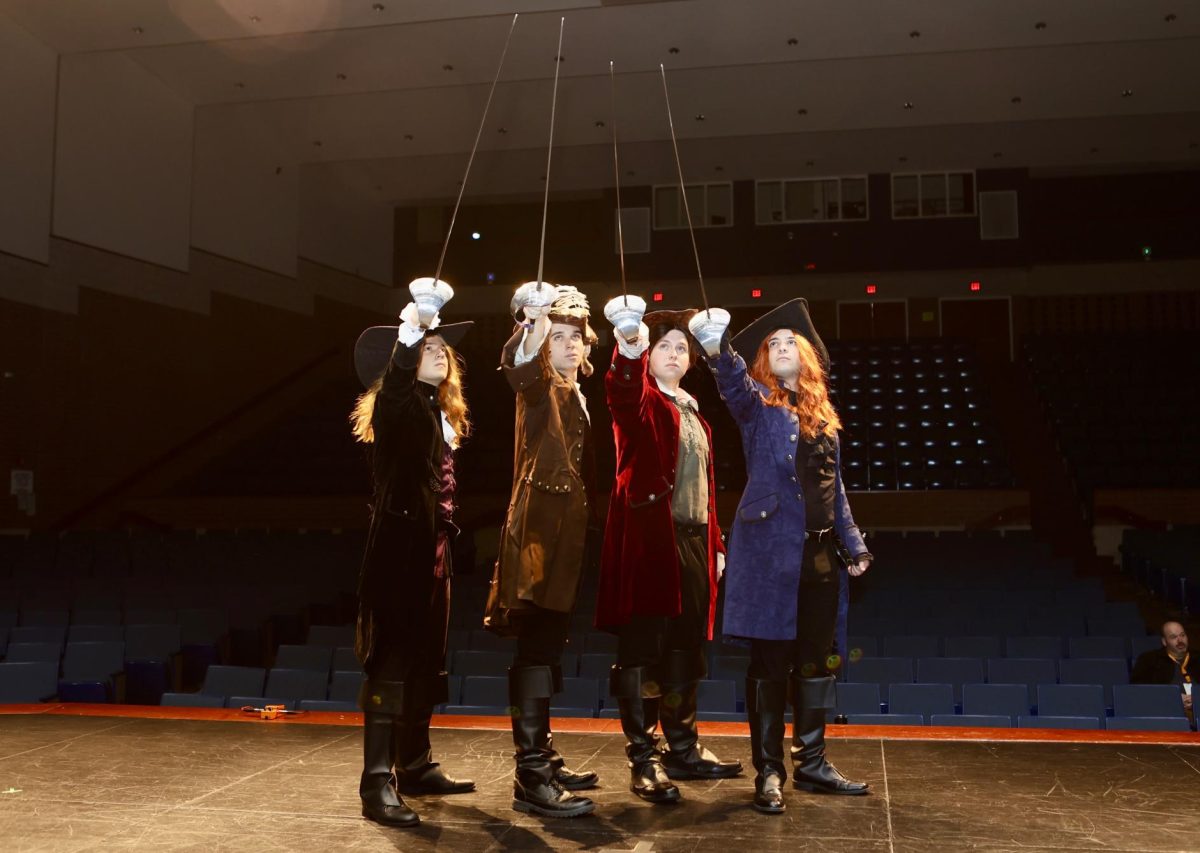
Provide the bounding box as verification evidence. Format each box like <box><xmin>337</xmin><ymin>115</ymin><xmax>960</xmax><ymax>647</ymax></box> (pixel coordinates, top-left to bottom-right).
<box><xmin>789</xmin><ymin>434</ymin><xmax>797</xmax><ymax>442</ymax></box>
<box><xmin>759</xmin><ymin>511</ymin><xmax>767</xmax><ymax>519</ymax></box>
<box><xmin>791</xmin><ymin>475</ymin><xmax>797</xmax><ymax>482</ymax></box>
<box><xmin>786</xmin><ymin>454</ymin><xmax>793</xmax><ymax>461</ymax></box>
<box><xmin>797</xmin><ymin>494</ymin><xmax>803</xmax><ymax>500</ymax></box>
<box><xmin>649</xmin><ymin>493</ymin><xmax>655</xmax><ymax>501</ymax></box>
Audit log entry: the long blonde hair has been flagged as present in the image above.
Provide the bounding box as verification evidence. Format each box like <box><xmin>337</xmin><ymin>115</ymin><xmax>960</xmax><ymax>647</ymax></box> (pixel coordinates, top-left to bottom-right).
<box><xmin>749</xmin><ymin>332</ymin><xmax>841</xmax><ymax>440</ymax></box>
<box><xmin>350</xmin><ymin>342</ymin><xmax>471</xmax><ymax>446</ymax></box>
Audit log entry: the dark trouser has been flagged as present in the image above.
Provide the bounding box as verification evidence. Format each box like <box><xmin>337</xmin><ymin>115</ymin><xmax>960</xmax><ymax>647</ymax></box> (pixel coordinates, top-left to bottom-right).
<box><xmin>747</xmin><ymin>538</ymin><xmax>840</xmax><ymax>682</ymax></box>
<box><xmin>358</xmin><ymin>573</ymin><xmax>451</xmax><ymax>792</ymax></box>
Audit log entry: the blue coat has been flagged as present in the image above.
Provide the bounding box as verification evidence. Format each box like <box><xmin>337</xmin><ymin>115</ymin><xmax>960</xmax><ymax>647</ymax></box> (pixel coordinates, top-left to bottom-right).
<box><xmin>707</xmin><ymin>347</ymin><xmax>867</xmax><ymax>649</ymax></box>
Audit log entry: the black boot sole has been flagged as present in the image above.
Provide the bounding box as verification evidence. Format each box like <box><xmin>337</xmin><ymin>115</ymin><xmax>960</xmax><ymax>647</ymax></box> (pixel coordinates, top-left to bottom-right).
<box><xmin>512</xmin><ymin>798</ymin><xmax>596</xmax><ymax>818</ymax></box>
<box><xmin>793</xmin><ymin>780</ymin><xmax>870</xmax><ymax>796</ymax></box>
<box><xmin>361</xmin><ymin>805</ymin><xmax>420</xmax><ymax>827</ymax></box>
<box><xmin>631</xmin><ymin>785</ymin><xmax>682</xmax><ymax>804</ymax></box>
<box><xmin>752</xmin><ymin>799</ymin><xmax>786</xmax><ymax>815</ymax></box>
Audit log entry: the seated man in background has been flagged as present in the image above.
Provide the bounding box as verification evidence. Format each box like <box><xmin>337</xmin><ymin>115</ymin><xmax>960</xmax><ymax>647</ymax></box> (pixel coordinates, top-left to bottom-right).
<box><xmin>1132</xmin><ymin>620</ymin><xmax>1194</xmax><ymax>728</ymax></box>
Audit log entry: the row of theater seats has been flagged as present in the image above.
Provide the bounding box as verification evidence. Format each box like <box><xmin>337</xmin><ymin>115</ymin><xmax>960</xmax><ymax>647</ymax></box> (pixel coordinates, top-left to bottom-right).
<box><xmin>1024</xmin><ymin>334</ymin><xmax>1198</xmax><ymax>489</ymax></box>
<box><xmin>1122</xmin><ymin>527</ymin><xmax>1200</xmax><ymax>615</ymax></box>
<box><xmin>825</xmin><ymin>340</ymin><xmax>1012</xmax><ymax>490</ymax></box>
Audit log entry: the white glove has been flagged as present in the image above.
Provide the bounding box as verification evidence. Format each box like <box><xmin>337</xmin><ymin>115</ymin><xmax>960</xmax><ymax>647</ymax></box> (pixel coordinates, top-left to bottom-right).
<box><xmin>512</xmin><ymin>281</ymin><xmax>558</xmax><ymax>323</ymax></box>
<box><xmin>603</xmin><ymin>295</ymin><xmax>647</xmax><ymax>343</ymax></box>
<box><xmin>398</xmin><ymin>301</ymin><xmax>438</xmax><ymax>343</ymax></box>
<box><xmin>717</xmin><ymin>552</ymin><xmax>726</xmax><ymax>582</ymax></box>
<box><xmin>616</xmin><ymin>322</ymin><xmax>649</xmax><ymax>359</ymax></box>
<box><xmin>687</xmin><ymin>308</ymin><xmax>731</xmax><ymax>358</ymax></box>
<box><xmin>408</xmin><ymin>277</ymin><xmax>453</xmax><ymax>328</ymax></box>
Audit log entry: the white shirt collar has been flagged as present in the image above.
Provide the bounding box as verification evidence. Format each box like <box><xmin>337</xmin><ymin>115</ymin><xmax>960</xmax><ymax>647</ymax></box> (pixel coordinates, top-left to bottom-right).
<box><xmin>655</xmin><ymin>377</ymin><xmax>698</xmax><ymax>412</ymax></box>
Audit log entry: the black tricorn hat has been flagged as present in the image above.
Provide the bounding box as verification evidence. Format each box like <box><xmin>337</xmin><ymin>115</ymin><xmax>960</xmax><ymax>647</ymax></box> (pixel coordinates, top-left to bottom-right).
<box><xmin>353</xmin><ymin>322</ymin><xmax>473</xmax><ymax>389</ymax></box>
<box><xmin>729</xmin><ymin>298</ymin><xmax>829</xmax><ymax>368</ymax></box>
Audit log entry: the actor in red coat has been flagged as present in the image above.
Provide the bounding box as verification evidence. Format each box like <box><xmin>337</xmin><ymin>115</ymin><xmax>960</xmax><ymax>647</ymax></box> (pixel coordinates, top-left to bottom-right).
<box><xmin>596</xmin><ymin>297</ymin><xmax>742</xmax><ymax>804</ymax></box>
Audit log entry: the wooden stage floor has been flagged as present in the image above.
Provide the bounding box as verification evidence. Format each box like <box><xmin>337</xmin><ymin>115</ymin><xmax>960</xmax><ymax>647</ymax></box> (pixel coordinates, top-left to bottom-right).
<box><xmin>1</xmin><ymin>705</ymin><xmax>1197</xmax><ymax>852</ymax></box>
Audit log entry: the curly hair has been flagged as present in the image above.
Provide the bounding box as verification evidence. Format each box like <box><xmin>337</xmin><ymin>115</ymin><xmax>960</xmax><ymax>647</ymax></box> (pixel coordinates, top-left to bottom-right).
<box><xmin>350</xmin><ymin>341</ymin><xmax>471</xmax><ymax>446</ymax></box>
<box><xmin>749</xmin><ymin>332</ymin><xmax>841</xmax><ymax>440</ymax></box>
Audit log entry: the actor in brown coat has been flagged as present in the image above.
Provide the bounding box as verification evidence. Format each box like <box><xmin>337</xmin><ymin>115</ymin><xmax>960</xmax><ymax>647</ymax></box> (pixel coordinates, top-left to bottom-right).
<box><xmin>487</xmin><ymin>282</ymin><xmax>600</xmax><ymax>819</ymax></box>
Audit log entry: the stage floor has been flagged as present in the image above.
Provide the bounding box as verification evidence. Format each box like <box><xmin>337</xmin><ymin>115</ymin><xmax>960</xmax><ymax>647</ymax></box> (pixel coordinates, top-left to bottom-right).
<box><xmin>2</xmin><ymin>709</ymin><xmax>1198</xmax><ymax>852</ymax></box>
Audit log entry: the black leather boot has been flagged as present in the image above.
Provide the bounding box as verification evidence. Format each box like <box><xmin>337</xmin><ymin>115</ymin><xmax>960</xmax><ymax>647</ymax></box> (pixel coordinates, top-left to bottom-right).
<box><xmin>358</xmin><ymin>680</ymin><xmax>419</xmax><ymax>827</ymax></box>
<box><xmin>611</xmin><ymin>664</ymin><xmax>679</xmax><ymax>804</ymax></box>
<box><xmin>510</xmin><ymin>665</ymin><xmax>595</xmax><ymax>818</ymax></box>
<box><xmin>790</xmin><ymin>675</ymin><xmax>869</xmax><ymax>795</ymax></box>
<box><xmin>544</xmin><ymin>663</ymin><xmax>599</xmax><ymax>790</ymax></box>
<box><xmin>659</xmin><ymin>649</ymin><xmax>743</xmax><ymax>780</ymax></box>
<box><xmin>746</xmin><ymin>677</ymin><xmax>787</xmax><ymax>815</ymax></box>
<box><xmin>394</xmin><ymin>673</ymin><xmax>475</xmax><ymax>796</ymax></box>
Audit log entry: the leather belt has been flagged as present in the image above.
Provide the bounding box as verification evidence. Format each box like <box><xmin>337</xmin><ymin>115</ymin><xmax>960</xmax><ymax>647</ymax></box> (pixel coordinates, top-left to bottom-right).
<box><xmin>804</xmin><ymin>527</ymin><xmax>835</xmax><ymax>542</ymax></box>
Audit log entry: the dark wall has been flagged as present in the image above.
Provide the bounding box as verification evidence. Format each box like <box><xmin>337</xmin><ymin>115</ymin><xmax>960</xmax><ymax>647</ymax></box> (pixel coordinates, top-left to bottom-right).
<box><xmin>394</xmin><ymin>169</ymin><xmax>1200</xmax><ymax>285</ymax></box>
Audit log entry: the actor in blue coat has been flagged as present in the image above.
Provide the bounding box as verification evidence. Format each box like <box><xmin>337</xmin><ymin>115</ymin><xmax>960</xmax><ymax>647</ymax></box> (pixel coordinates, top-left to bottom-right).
<box><xmin>689</xmin><ymin>298</ymin><xmax>873</xmax><ymax>815</ymax></box>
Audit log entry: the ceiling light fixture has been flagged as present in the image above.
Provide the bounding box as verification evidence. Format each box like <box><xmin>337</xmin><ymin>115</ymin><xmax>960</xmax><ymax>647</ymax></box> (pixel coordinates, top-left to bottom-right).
<box><xmin>797</xmin><ymin>108</ymin><xmax>808</xmax><ymax>116</ymax></box>
<box><xmin>903</xmin><ymin>101</ymin><xmax>914</xmax><ymax>109</ymax></box>
<box><xmin>805</xmin><ymin>159</ymin><xmax>815</xmax><ymax>167</ymax></box>
<box><xmin>787</xmin><ymin>37</ymin><xmax>798</xmax><ymax>46</ymax></box>
<box><xmin>313</xmin><ymin>140</ymin><xmax>322</xmax><ymax>147</ymax></box>
<box><xmin>372</xmin><ymin>3</ymin><xmax>386</xmax><ymax>10</ymax></box>
<box><xmin>1011</xmin><ymin>95</ymin><xmax>1022</xmax><ymax>104</ymax></box>
<box><xmin>909</xmin><ymin>30</ymin><xmax>921</xmax><ymax>38</ymax></box>
<box><xmin>403</xmin><ymin>134</ymin><xmax>414</xmax><ymax>141</ymax></box>
<box><xmin>899</xmin><ymin>155</ymin><xmax>909</xmax><ymax>163</ymax></box>
<box><xmin>249</xmin><ymin>15</ymin><xmax>261</xmax><ymax>23</ymax></box>
<box><xmin>336</xmin><ymin>73</ymin><xmax>347</xmax><ymax>80</ymax></box>
<box><xmin>234</xmin><ymin>82</ymin><xmax>245</xmax><ymax>89</ymax></box>
<box><xmin>442</xmin><ymin>64</ymin><xmax>454</xmax><ymax>71</ymax></box>
<box><xmin>1165</xmin><ymin>13</ymin><xmax>1177</xmax><ymax>22</ymax></box>
<box><xmin>668</xmin><ymin>47</ymin><xmax>680</xmax><ymax>54</ymax></box>
<box><xmin>1121</xmin><ymin>89</ymin><xmax>1133</xmax><ymax>97</ymax></box>
<box><xmin>694</xmin><ymin>114</ymin><xmax>705</xmax><ymax>121</ymax></box>
<box><xmin>1034</xmin><ymin>21</ymin><xmax>1047</xmax><ymax>30</ymax></box>
<box><xmin>131</xmin><ymin>26</ymin><xmax>144</xmax><ymax>34</ymax></box>
<box><xmin>594</xmin><ymin>120</ymin><xmax>605</xmax><ymax>128</ymax></box>
<box><xmin>715</xmin><ymin>165</ymin><xmax>724</xmax><ymax>171</ymax></box>
<box><xmin>555</xmin><ymin>55</ymin><xmax>565</xmax><ymax>63</ymax></box>
<box><xmin>497</xmin><ymin>127</ymin><xmax>508</xmax><ymax>134</ymax></box>
<box><xmin>993</xmin><ymin>152</ymin><xmax>1003</xmax><ymax>159</ymax></box>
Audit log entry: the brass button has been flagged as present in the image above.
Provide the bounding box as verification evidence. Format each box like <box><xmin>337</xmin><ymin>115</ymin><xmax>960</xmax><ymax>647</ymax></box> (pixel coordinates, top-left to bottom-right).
<box><xmin>759</xmin><ymin>511</ymin><xmax>767</xmax><ymax>519</ymax></box>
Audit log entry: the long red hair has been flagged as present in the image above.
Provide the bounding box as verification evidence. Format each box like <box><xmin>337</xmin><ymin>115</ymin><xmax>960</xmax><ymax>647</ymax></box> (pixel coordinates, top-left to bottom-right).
<box><xmin>749</xmin><ymin>332</ymin><xmax>841</xmax><ymax>439</ymax></box>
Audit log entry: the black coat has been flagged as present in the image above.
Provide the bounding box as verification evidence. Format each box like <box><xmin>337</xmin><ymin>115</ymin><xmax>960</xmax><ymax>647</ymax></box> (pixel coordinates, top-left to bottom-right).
<box><xmin>356</xmin><ymin>338</ymin><xmax>449</xmax><ymax>668</ymax></box>
<box><xmin>1131</xmin><ymin>647</ymin><xmax>1188</xmax><ymax>685</ymax></box>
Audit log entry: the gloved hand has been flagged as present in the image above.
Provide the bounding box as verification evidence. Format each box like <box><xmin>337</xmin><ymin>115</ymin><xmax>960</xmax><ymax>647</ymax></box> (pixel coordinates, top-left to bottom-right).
<box><xmin>848</xmin><ymin>556</ymin><xmax>872</xmax><ymax>578</ymax></box>
<box><xmin>511</xmin><ymin>281</ymin><xmax>558</xmax><ymax>323</ymax></box>
<box><xmin>717</xmin><ymin>552</ymin><xmax>726</xmax><ymax>582</ymax></box>
<box><xmin>603</xmin><ymin>295</ymin><xmax>647</xmax><ymax>343</ymax></box>
<box><xmin>687</xmin><ymin>307</ymin><xmax>731</xmax><ymax>358</ymax></box>
<box><xmin>398</xmin><ymin>301</ymin><xmax>439</xmax><ymax>340</ymax></box>
<box><xmin>408</xmin><ymin>277</ymin><xmax>454</xmax><ymax>329</ymax></box>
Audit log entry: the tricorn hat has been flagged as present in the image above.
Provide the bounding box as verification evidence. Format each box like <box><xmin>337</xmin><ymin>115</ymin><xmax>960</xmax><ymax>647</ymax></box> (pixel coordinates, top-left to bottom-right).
<box><xmin>353</xmin><ymin>322</ymin><xmax>473</xmax><ymax>389</ymax></box>
<box><xmin>729</xmin><ymin>298</ymin><xmax>828</xmax><ymax>369</ymax></box>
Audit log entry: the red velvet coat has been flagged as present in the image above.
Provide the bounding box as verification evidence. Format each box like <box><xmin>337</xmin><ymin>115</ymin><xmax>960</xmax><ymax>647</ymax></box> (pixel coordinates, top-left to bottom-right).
<box><xmin>596</xmin><ymin>344</ymin><xmax>724</xmax><ymax>637</ymax></box>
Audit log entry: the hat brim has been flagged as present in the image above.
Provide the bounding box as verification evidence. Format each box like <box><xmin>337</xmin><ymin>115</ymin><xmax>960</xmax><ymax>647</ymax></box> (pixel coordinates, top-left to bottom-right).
<box><xmin>353</xmin><ymin>322</ymin><xmax>473</xmax><ymax>388</ymax></box>
<box><xmin>729</xmin><ymin>298</ymin><xmax>829</xmax><ymax>368</ymax></box>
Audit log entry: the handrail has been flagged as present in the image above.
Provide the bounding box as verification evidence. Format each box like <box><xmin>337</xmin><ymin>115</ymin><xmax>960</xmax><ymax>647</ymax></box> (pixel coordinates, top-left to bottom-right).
<box><xmin>54</xmin><ymin>345</ymin><xmax>342</xmax><ymax>530</ymax></box>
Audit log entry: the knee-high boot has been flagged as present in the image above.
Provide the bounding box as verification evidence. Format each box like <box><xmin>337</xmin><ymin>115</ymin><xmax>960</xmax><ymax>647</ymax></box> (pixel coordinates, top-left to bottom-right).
<box><xmin>509</xmin><ymin>665</ymin><xmax>595</xmax><ymax>818</ymax></box>
<box><xmin>658</xmin><ymin>649</ymin><xmax>743</xmax><ymax>780</ymax></box>
<box><xmin>611</xmin><ymin>664</ymin><xmax>679</xmax><ymax>803</ymax></box>
<box><xmin>358</xmin><ymin>680</ymin><xmax>419</xmax><ymax>827</ymax></box>
<box><xmin>790</xmin><ymin>675</ymin><xmax>868</xmax><ymax>795</ymax></box>
<box><xmin>746</xmin><ymin>677</ymin><xmax>787</xmax><ymax>815</ymax></box>
<box><xmin>393</xmin><ymin>673</ymin><xmax>475</xmax><ymax>796</ymax></box>
<box><xmin>541</xmin><ymin>664</ymin><xmax>599</xmax><ymax>790</ymax></box>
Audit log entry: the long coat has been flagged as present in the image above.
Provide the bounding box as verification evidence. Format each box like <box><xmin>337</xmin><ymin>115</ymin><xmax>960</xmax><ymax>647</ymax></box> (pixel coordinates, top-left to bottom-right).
<box><xmin>707</xmin><ymin>347</ymin><xmax>867</xmax><ymax>648</ymax></box>
<box><xmin>356</xmin><ymin>339</ymin><xmax>453</xmax><ymax>669</ymax></box>
<box><xmin>596</xmin><ymin>345</ymin><xmax>723</xmax><ymax>636</ymax></box>
<box><xmin>492</xmin><ymin>329</ymin><xmax>593</xmax><ymax>615</ymax></box>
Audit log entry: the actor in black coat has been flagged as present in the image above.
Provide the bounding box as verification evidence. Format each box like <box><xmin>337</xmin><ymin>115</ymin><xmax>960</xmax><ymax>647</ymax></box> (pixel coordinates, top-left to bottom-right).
<box><xmin>351</xmin><ymin>290</ymin><xmax>475</xmax><ymax>827</ymax></box>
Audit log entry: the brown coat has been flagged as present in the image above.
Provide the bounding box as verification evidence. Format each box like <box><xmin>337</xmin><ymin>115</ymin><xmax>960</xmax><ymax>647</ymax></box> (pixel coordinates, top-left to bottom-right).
<box><xmin>491</xmin><ymin>329</ymin><xmax>592</xmax><ymax>617</ymax></box>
